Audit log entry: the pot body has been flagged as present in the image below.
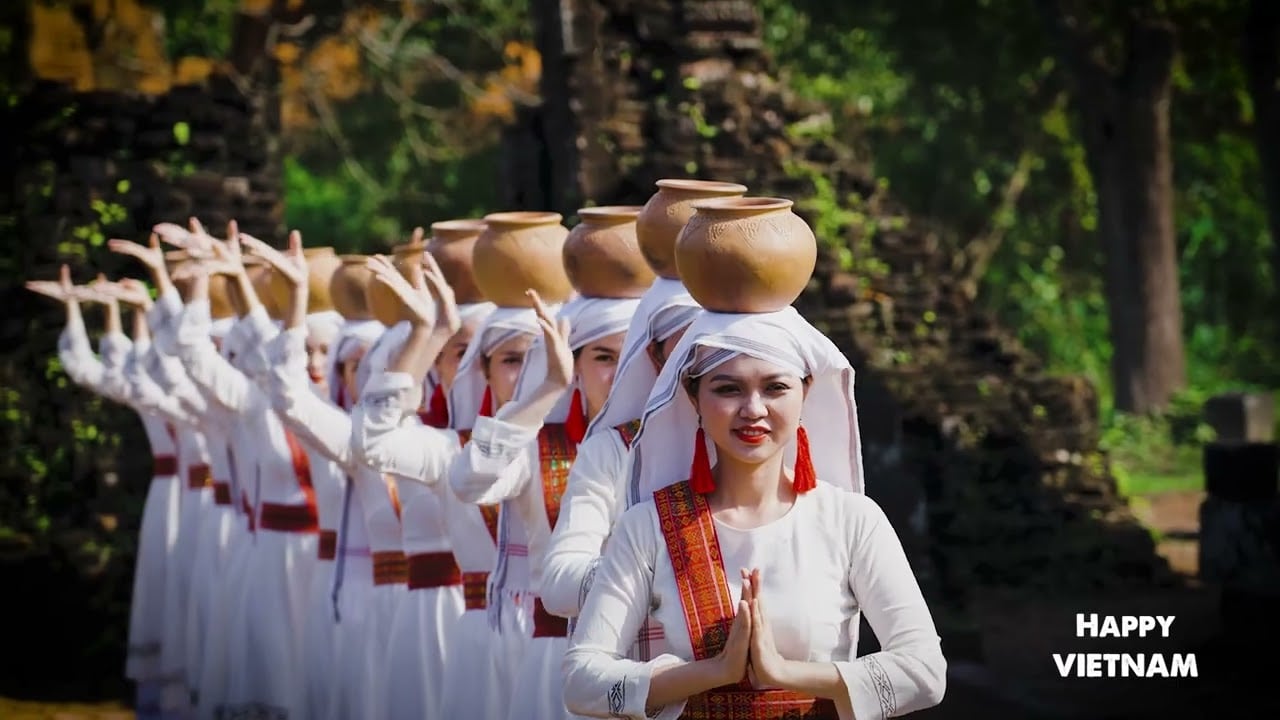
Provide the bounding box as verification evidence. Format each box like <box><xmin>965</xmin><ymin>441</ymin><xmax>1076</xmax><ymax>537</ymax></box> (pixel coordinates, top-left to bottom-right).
<box><xmin>473</xmin><ymin>212</ymin><xmax>572</xmax><ymax>307</ymax></box>
<box><xmin>563</xmin><ymin>206</ymin><xmax>654</xmax><ymax>298</ymax></box>
<box><xmin>635</xmin><ymin>179</ymin><xmax>748</xmax><ymax>279</ymax></box>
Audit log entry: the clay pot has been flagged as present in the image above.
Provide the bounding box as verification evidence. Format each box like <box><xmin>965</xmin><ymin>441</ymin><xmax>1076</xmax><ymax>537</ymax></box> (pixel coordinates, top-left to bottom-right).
<box><xmin>266</xmin><ymin>247</ymin><xmax>341</xmax><ymax>314</ymax></box>
<box><xmin>366</xmin><ymin>241</ymin><xmax>425</xmax><ymax>326</ymax></box>
<box><xmin>246</xmin><ymin>259</ymin><xmax>282</xmax><ymax>319</ymax></box>
<box><xmin>427</xmin><ymin>219</ymin><xmax>487</xmax><ymax>304</ymax></box>
<box><xmin>675</xmin><ymin>197</ymin><xmax>817</xmax><ymax>313</ymax></box>
<box><xmin>563</xmin><ymin>206</ymin><xmax>655</xmax><ymax>298</ymax></box>
<box><xmin>166</xmin><ymin>250</ymin><xmax>235</xmax><ymax>319</ymax></box>
<box><xmin>473</xmin><ymin>211</ymin><xmax>573</xmax><ymax>307</ymax></box>
<box><xmin>329</xmin><ymin>255</ymin><xmax>376</xmax><ymax>321</ymax></box>
<box><xmin>635</xmin><ymin>179</ymin><xmax>748</xmax><ymax>279</ymax></box>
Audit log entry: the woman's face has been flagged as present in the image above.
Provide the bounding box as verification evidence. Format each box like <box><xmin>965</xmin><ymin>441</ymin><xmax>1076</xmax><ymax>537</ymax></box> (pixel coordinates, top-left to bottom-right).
<box><xmin>484</xmin><ymin>334</ymin><xmax>534</xmax><ymax>409</ymax></box>
<box><xmin>575</xmin><ymin>331</ymin><xmax>625</xmax><ymax>420</ymax></box>
<box><xmin>437</xmin><ymin>320</ymin><xmax>478</xmax><ymax>392</ymax></box>
<box><xmin>340</xmin><ymin>345</ymin><xmax>368</xmax><ymax>406</ymax></box>
<box><xmin>692</xmin><ymin>354</ymin><xmax>806</xmax><ymax>468</ymax></box>
<box><xmin>305</xmin><ymin>336</ymin><xmax>330</xmax><ymax>387</ymax></box>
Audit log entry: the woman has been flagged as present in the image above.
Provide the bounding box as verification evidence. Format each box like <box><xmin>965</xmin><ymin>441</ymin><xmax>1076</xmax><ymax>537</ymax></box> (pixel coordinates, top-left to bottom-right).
<box><xmin>563</xmin><ymin>305</ymin><xmax>946</xmax><ymax>720</ymax></box>
<box><xmin>540</xmin><ymin>275</ymin><xmax>700</xmax><ymax>650</ymax></box>
<box><xmin>352</xmin><ymin>258</ymin><xmax>540</xmax><ymax>719</ymax></box>
<box><xmin>446</xmin><ymin>292</ymin><xmax>636</xmax><ymax>720</ymax></box>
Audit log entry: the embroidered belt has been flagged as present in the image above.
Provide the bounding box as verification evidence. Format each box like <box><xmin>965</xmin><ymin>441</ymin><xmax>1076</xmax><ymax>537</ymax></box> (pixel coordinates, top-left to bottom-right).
<box><xmin>680</xmin><ymin>692</ymin><xmax>838</xmax><ymax>719</ymax></box>
<box><xmin>372</xmin><ymin>551</ymin><xmax>408</xmax><ymax>585</ymax></box>
<box><xmin>212</xmin><ymin>482</ymin><xmax>233</xmax><ymax>506</ymax></box>
<box><xmin>317</xmin><ymin>529</ymin><xmax>338</xmax><ymax>560</ymax></box>
<box><xmin>407</xmin><ymin>552</ymin><xmax>462</xmax><ymax>590</ymax></box>
<box><xmin>259</xmin><ymin>502</ymin><xmax>319</xmax><ymax>533</ymax></box>
<box><xmin>532</xmin><ymin>597</ymin><xmax>568</xmax><ymax>638</ymax></box>
<box><xmin>462</xmin><ymin>571</ymin><xmax>489</xmax><ymax>610</ymax></box>
<box><xmin>186</xmin><ymin>463</ymin><xmax>212</xmax><ymax>490</ymax></box>
<box><xmin>153</xmin><ymin>455</ymin><xmax>178</xmax><ymax>476</ymax></box>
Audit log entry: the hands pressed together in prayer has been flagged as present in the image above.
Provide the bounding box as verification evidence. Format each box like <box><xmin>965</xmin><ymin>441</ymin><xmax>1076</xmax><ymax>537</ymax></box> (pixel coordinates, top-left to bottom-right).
<box><xmin>718</xmin><ymin>568</ymin><xmax>790</xmax><ymax>689</ymax></box>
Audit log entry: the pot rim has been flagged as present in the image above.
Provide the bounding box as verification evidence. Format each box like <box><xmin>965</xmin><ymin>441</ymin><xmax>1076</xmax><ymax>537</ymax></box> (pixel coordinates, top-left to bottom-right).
<box><xmin>482</xmin><ymin>210</ymin><xmax>564</xmax><ymax>227</ymax></box>
<box><xmin>431</xmin><ymin>218</ymin><xmax>488</xmax><ymax>238</ymax></box>
<box><xmin>689</xmin><ymin>196</ymin><xmax>795</xmax><ymax>215</ymax></box>
<box><xmin>654</xmin><ymin>178</ymin><xmax>749</xmax><ymax>195</ymax></box>
<box><xmin>303</xmin><ymin>246</ymin><xmax>336</xmax><ymax>257</ymax></box>
<box><xmin>576</xmin><ymin>205</ymin><xmax>645</xmax><ymax>223</ymax></box>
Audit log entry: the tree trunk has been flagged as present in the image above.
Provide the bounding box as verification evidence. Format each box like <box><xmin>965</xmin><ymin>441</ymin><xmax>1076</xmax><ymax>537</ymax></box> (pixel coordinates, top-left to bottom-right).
<box><xmin>1242</xmin><ymin>0</ymin><xmax>1280</xmax><ymax>337</ymax></box>
<box><xmin>1038</xmin><ymin>4</ymin><xmax>1186</xmax><ymax>413</ymax></box>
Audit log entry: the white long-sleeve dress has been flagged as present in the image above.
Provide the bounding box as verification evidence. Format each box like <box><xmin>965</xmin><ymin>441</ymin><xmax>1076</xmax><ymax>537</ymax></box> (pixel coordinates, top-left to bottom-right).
<box><xmin>353</xmin><ymin>370</ymin><xmax>507</xmax><ymax>720</ymax></box>
<box><xmin>449</xmin><ymin>412</ymin><xmax>596</xmax><ymax>720</ymax></box>
<box><xmin>176</xmin><ymin>300</ymin><xmax>318</xmax><ymax>720</ymax></box>
<box><xmin>58</xmin><ymin>313</ymin><xmax>180</xmax><ymax>694</ymax></box>
<box><xmin>563</xmin><ymin>482</ymin><xmax>947</xmax><ymax>720</ymax></box>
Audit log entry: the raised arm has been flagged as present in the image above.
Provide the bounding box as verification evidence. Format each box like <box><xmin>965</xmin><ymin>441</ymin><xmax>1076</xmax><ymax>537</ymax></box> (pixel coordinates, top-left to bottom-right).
<box><xmin>351</xmin><ymin>371</ymin><xmax>460</xmax><ymax>485</ymax></box>
<box><xmin>30</xmin><ymin>266</ymin><xmax>107</xmax><ymax>392</ymax></box>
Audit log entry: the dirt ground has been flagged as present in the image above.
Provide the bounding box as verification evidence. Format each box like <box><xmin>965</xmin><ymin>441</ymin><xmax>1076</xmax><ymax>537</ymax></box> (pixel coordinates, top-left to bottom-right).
<box><xmin>6</xmin><ymin>490</ymin><xmax>1274</xmax><ymax>719</ymax></box>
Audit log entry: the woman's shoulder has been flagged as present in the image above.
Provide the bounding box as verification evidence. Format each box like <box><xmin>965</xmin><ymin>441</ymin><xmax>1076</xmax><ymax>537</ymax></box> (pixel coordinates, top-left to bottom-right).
<box><xmin>808</xmin><ymin>481</ymin><xmax>891</xmax><ymax>530</ymax></box>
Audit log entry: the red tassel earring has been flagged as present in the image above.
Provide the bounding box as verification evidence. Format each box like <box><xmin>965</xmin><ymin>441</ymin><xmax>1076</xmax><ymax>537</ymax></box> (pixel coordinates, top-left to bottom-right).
<box><xmin>479</xmin><ymin>386</ymin><xmax>493</xmax><ymax>418</ymax></box>
<box><xmin>565</xmin><ymin>387</ymin><xmax>587</xmax><ymax>444</ymax></box>
<box><xmin>689</xmin><ymin>421</ymin><xmax>715</xmax><ymax>494</ymax></box>
<box><xmin>424</xmin><ymin>384</ymin><xmax>449</xmax><ymax>428</ymax></box>
<box><xmin>793</xmin><ymin>424</ymin><xmax>817</xmax><ymax>493</ymax></box>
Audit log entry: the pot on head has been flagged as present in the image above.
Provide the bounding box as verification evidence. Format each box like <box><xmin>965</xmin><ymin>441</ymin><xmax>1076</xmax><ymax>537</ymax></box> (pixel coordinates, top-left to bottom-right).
<box><xmin>473</xmin><ymin>211</ymin><xmax>573</xmax><ymax>308</ymax></box>
<box><xmin>329</xmin><ymin>255</ymin><xmax>376</xmax><ymax>321</ymax></box>
<box><xmin>562</xmin><ymin>206</ymin><xmax>654</xmax><ymax>298</ymax></box>
<box><xmin>266</xmin><ymin>246</ymin><xmax>341</xmax><ymax>315</ymax></box>
<box><xmin>635</xmin><ymin>179</ymin><xmax>748</xmax><ymax>280</ymax></box>
<box><xmin>427</xmin><ymin>219</ymin><xmax>487</xmax><ymax>304</ymax></box>
<box><xmin>367</xmin><ymin>241</ymin><xmax>426</xmax><ymax>326</ymax></box>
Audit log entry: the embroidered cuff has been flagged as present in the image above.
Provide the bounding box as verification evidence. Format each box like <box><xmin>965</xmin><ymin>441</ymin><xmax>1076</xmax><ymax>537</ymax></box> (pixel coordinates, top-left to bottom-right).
<box><xmin>468</xmin><ymin>415</ymin><xmax>540</xmax><ymax>462</ymax></box>
<box><xmin>838</xmin><ymin>656</ymin><xmax>897</xmax><ymax>720</ymax></box>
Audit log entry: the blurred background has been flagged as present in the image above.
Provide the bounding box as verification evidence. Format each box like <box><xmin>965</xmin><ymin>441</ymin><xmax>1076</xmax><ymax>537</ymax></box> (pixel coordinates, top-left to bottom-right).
<box><xmin>1</xmin><ymin>0</ymin><xmax>1278</xmax><ymax>717</ymax></box>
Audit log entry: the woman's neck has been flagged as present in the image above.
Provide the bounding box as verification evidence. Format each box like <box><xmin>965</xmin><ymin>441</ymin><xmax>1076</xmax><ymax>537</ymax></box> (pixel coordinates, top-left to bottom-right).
<box><xmin>708</xmin><ymin>451</ymin><xmax>794</xmax><ymax>519</ymax></box>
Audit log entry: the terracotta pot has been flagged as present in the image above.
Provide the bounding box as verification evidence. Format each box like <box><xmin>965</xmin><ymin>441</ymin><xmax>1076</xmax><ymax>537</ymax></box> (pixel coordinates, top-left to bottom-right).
<box><xmin>166</xmin><ymin>249</ymin><xmax>235</xmax><ymax>319</ymax></box>
<box><xmin>635</xmin><ymin>179</ymin><xmax>748</xmax><ymax>279</ymax></box>
<box><xmin>473</xmin><ymin>211</ymin><xmax>573</xmax><ymax>307</ymax></box>
<box><xmin>329</xmin><ymin>255</ymin><xmax>376</xmax><ymax>321</ymax></box>
<box><xmin>266</xmin><ymin>247</ymin><xmax>341</xmax><ymax>315</ymax></box>
<box><xmin>675</xmin><ymin>197</ymin><xmax>817</xmax><ymax>313</ymax></box>
<box><xmin>366</xmin><ymin>241</ymin><xmax>425</xmax><ymax>326</ymax></box>
<box><xmin>427</xmin><ymin>219</ymin><xmax>487</xmax><ymax>304</ymax></box>
<box><xmin>247</xmin><ymin>260</ymin><xmax>282</xmax><ymax>319</ymax></box>
<box><xmin>563</xmin><ymin>206</ymin><xmax>655</xmax><ymax>298</ymax></box>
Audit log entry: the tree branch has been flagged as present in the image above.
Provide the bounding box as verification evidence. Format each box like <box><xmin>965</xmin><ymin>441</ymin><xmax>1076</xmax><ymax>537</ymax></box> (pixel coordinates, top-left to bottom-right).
<box><xmin>1032</xmin><ymin>0</ymin><xmax>1113</xmax><ymax>91</ymax></box>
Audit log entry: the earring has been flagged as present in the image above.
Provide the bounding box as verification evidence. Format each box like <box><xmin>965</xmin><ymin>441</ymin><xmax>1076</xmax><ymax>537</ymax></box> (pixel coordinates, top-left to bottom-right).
<box><xmin>565</xmin><ymin>387</ymin><xmax>587</xmax><ymax>444</ymax></box>
<box><xmin>689</xmin><ymin>416</ymin><xmax>715</xmax><ymax>494</ymax></box>
<box><xmin>793</xmin><ymin>423</ymin><xmax>816</xmax><ymax>493</ymax></box>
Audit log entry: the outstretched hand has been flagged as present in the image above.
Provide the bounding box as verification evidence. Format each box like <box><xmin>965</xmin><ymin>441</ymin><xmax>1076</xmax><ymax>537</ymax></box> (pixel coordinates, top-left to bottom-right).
<box><xmin>241</xmin><ymin>229</ymin><xmax>306</xmax><ymax>287</ymax></box>
<box><xmin>421</xmin><ymin>253</ymin><xmax>460</xmax><ymax>337</ymax></box>
<box><xmin>25</xmin><ymin>265</ymin><xmax>82</xmax><ymax>303</ymax></box>
<box><xmin>367</xmin><ymin>254</ymin><xmax>433</xmax><ymax>327</ymax></box>
<box><xmin>108</xmin><ymin>233</ymin><xmax>166</xmax><ymax>272</ymax></box>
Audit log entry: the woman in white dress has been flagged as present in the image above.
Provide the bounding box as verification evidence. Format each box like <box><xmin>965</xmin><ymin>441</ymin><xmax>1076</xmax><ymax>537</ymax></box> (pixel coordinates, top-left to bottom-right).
<box><xmin>563</xmin><ymin>204</ymin><xmax>946</xmax><ymax>720</ymax></box>
<box><xmin>540</xmin><ymin>275</ymin><xmax>700</xmax><ymax>661</ymax></box>
<box><xmin>28</xmin><ymin>269</ymin><xmax>182</xmax><ymax>720</ymax></box>
<box><xmin>163</xmin><ymin>225</ymin><xmax>319</xmax><ymax>720</ymax></box>
<box><xmin>352</xmin><ymin>254</ymin><xmax>534</xmax><ymax>720</ymax></box>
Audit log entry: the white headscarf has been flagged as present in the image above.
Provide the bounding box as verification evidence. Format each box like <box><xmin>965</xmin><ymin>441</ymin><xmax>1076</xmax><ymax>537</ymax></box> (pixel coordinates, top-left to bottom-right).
<box><xmin>586</xmin><ymin>277</ymin><xmax>702</xmax><ymax>437</ymax></box>
<box><xmin>628</xmin><ymin>307</ymin><xmax>864</xmax><ymax>505</ymax></box>
<box><xmin>509</xmin><ymin>296</ymin><xmax>641</xmax><ymax>425</ymax></box>
<box><xmin>447</xmin><ymin>305</ymin><xmax>543</xmax><ymax>430</ymax></box>
<box><xmin>325</xmin><ymin>319</ymin><xmax>385</xmax><ymax>408</ymax></box>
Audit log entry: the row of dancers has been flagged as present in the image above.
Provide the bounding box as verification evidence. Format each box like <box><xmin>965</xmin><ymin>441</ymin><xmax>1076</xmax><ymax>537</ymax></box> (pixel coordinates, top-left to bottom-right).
<box><xmin>29</xmin><ymin>189</ymin><xmax>947</xmax><ymax>720</ymax></box>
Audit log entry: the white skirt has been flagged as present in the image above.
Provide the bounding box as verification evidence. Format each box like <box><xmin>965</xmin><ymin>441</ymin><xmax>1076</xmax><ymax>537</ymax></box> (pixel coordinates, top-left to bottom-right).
<box><xmin>159</xmin><ymin>486</ymin><xmax>207</xmax><ymax>710</ymax></box>
<box><xmin>438</xmin><ymin>609</ymin><xmax>506</xmax><ymax>719</ymax></box>
<box><xmin>183</xmin><ymin>502</ymin><xmax>235</xmax><ymax>702</ymax></box>
<box><xmin>358</xmin><ymin>581</ymin><xmax>406</xmax><ymax>720</ymax></box>
<box><xmin>380</xmin><ymin>584</ymin><xmax>465</xmax><ymax>720</ymax></box>
<box><xmin>126</xmin><ymin>475</ymin><xmax>180</xmax><ymax>681</ymax></box>
<box><xmin>224</xmin><ymin>529</ymin><xmax>317</xmax><ymax>719</ymax></box>
<box><xmin>196</xmin><ymin>522</ymin><xmax>251</xmax><ymax>720</ymax></box>
<box><xmin>300</xmin><ymin>555</ymin><xmax>337</xmax><ymax>720</ymax></box>
<box><xmin>329</xmin><ymin>555</ymin><xmax>375</xmax><ymax>720</ymax></box>
<box><xmin>509</xmin><ymin>636</ymin><xmax>580</xmax><ymax>720</ymax></box>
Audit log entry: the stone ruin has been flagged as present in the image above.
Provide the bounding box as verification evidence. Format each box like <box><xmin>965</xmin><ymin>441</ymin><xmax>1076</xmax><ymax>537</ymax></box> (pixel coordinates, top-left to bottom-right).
<box><xmin>513</xmin><ymin>0</ymin><xmax>1178</xmax><ymax>654</ymax></box>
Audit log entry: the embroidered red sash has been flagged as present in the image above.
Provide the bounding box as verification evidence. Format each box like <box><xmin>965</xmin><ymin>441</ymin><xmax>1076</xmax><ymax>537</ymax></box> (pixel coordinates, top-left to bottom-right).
<box><xmin>186</xmin><ymin>463</ymin><xmax>212</xmax><ymax>490</ymax></box>
<box><xmin>317</xmin><ymin>529</ymin><xmax>338</xmax><ymax>560</ymax></box>
<box><xmin>462</xmin><ymin>571</ymin><xmax>489</xmax><ymax>610</ymax></box>
<box><xmin>615</xmin><ymin>419</ymin><xmax>642</xmax><ymax>449</ymax></box>
<box><xmin>261</xmin><ymin>429</ymin><xmax>319</xmax><ymax>533</ymax></box>
<box><xmin>532</xmin><ymin>597</ymin><xmax>568</xmax><ymax>638</ymax></box>
<box><xmin>153</xmin><ymin>455</ymin><xmax>178</xmax><ymax>476</ymax></box>
<box><xmin>407</xmin><ymin>552</ymin><xmax>463</xmax><ymax>589</ymax></box>
<box><xmin>653</xmin><ymin>480</ymin><xmax>838</xmax><ymax>720</ymax></box>
<box><xmin>372</xmin><ymin>550</ymin><xmax>408</xmax><ymax>585</ymax></box>
<box><xmin>538</xmin><ymin>424</ymin><xmax>580</xmax><ymax>529</ymax></box>
<box><xmin>212</xmin><ymin>481</ymin><xmax>233</xmax><ymax>506</ymax></box>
